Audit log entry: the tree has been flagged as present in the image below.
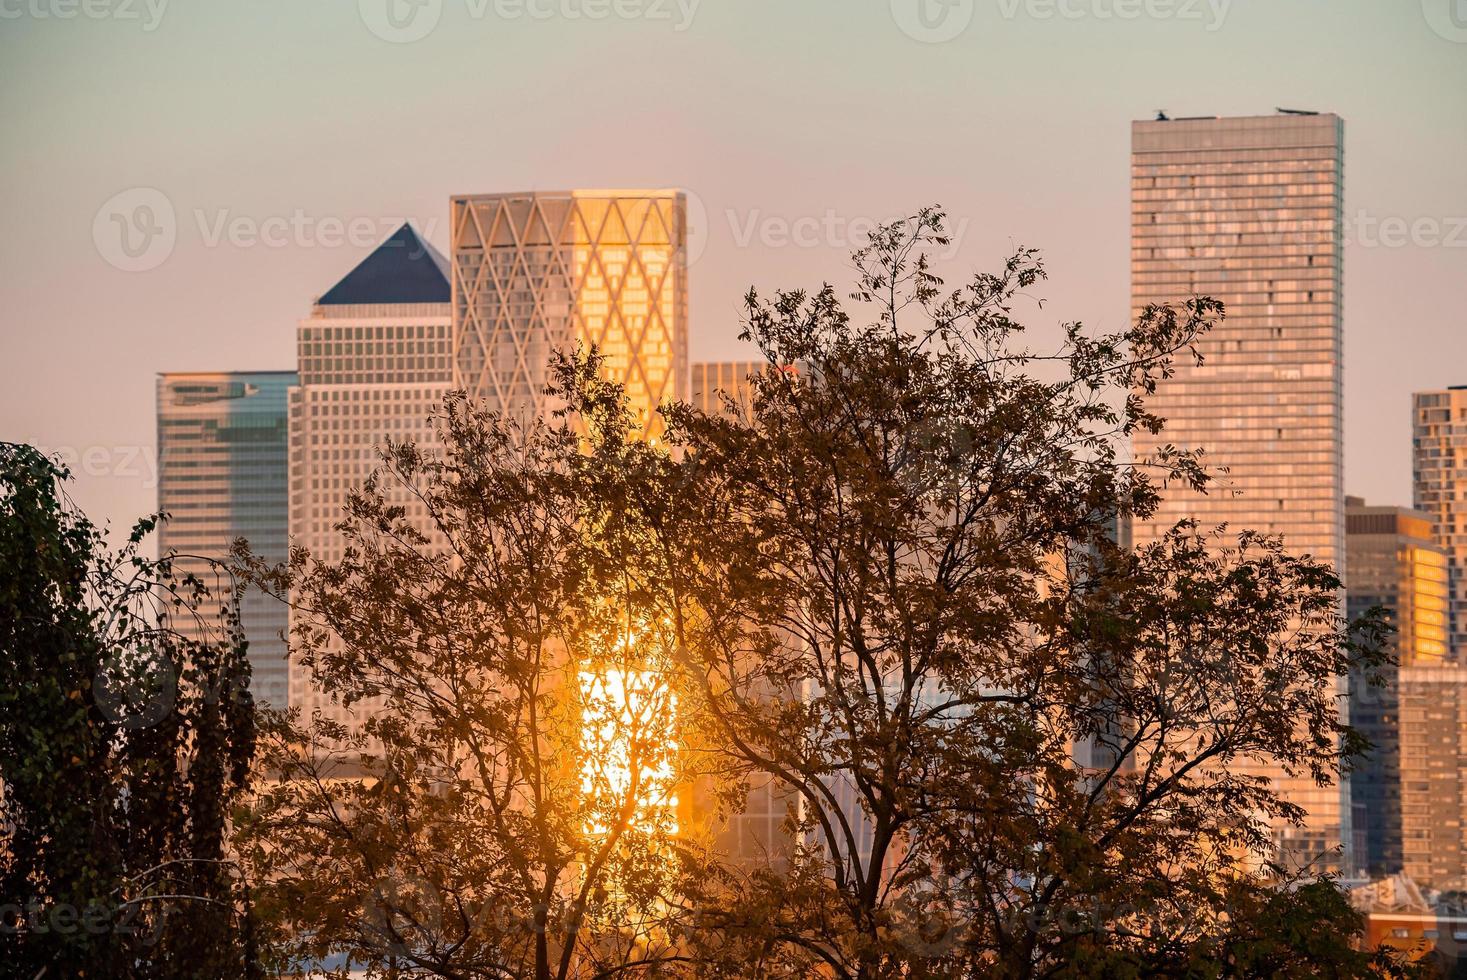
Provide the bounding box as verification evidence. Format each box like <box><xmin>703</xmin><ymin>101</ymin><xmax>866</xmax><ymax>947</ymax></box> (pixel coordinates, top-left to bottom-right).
<box><xmin>240</xmin><ymin>208</ymin><xmax>1415</xmax><ymax>979</ymax></box>
<box><xmin>652</xmin><ymin>208</ymin><xmax>1412</xmax><ymax>977</ymax></box>
<box><xmin>235</xmin><ymin>358</ymin><xmax>713</xmax><ymax>980</ymax></box>
<box><xmin>0</xmin><ymin>442</ymin><xmax>258</xmax><ymax>978</ymax></box>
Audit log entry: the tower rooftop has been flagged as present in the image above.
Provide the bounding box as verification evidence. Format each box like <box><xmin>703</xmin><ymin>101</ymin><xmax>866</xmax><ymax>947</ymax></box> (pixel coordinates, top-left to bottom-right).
<box><xmin>317</xmin><ymin>223</ymin><xmax>449</xmax><ymax>306</ymax></box>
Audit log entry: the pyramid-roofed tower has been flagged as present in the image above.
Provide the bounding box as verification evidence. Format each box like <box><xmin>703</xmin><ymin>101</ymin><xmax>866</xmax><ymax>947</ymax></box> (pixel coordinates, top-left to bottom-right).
<box><xmin>317</xmin><ymin>223</ymin><xmax>450</xmax><ymax>306</ymax></box>
<box><xmin>289</xmin><ymin>222</ymin><xmax>453</xmax><ymax>724</ymax></box>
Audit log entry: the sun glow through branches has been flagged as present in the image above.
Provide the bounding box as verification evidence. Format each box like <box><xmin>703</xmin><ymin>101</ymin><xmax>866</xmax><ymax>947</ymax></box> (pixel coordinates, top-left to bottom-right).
<box><xmin>579</xmin><ymin>664</ymin><xmax>679</xmax><ymax>839</ymax></box>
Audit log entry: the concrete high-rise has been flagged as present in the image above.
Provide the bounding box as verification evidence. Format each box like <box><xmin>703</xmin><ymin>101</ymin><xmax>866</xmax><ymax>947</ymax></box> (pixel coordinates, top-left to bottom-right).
<box><xmin>287</xmin><ymin>223</ymin><xmax>452</xmax><ymax>726</ymax></box>
<box><xmin>1130</xmin><ymin>112</ymin><xmax>1347</xmax><ymax>869</ymax></box>
<box><xmin>1344</xmin><ymin>497</ymin><xmax>1464</xmax><ymax>888</ymax></box>
<box><xmin>450</xmin><ymin>190</ymin><xmax>689</xmax><ymax>436</ymax></box>
<box><xmin>157</xmin><ymin>370</ymin><xmax>295</xmax><ymax>708</ymax></box>
<box><xmin>1413</xmin><ymin>388</ymin><xmax>1467</xmax><ymax>653</ymax></box>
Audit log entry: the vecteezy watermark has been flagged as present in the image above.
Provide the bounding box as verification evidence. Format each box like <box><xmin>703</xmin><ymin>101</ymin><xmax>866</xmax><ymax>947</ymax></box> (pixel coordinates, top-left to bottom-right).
<box><xmin>889</xmin><ymin>0</ymin><xmax>976</xmax><ymax>43</ymax></box>
<box><xmin>94</xmin><ymin>649</ymin><xmax>178</xmax><ymax>730</ymax></box>
<box><xmin>0</xmin><ymin>0</ymin><xmax>167</xmax><ymax>30</ymax></box>
<box><xmin>357</xmin><ymin>0</ymin><xmax>700</xmax><ymax>43</ymax></box>
<box><xmin>724</xmin><ymin>207</ymin><xmax>969</xmax><ymax>260</ymax></box>
<box><xmin>891</xmin><ymin>0</ymin><xmax>1230</xmax><ymax>42</ymax></box>
<box><xmin>1421</xmin><ymin>0</ymin><xmax>1467</xmax><ymax>42</ymax></box>
<box><xmin>34</xmin><ymin>443</ymin><xmax>159</xmax><ymax>488</ymax></box>
<box><xmin>996</xmin><ymin>0</ymin><xmax>1231</xmax><ymax>30</ymax></box>
<box><xmin>1152</xmin><ymin>186</ymin><xmax>1287</xmax><ymax>275</ymax></box>
<box><xmin>193</xmin><ymin>209</ymin><xmax>441</xmax><ymax>251</ymax></box>
<box><xmin>1146</xmin><ymin>197</ymin><xmax>1467</xmax><ymax>275</ymax></box>
<box><xmin>93</xmin><ymin>187</ymin><xmax>177</xmax><ymax>273</ymax></box>
<box><xmin>93</xmin><ymin>188</ymin><xmax>442</xmax><ymax>271</ymax></box>
<box><xmin>0</xmin><ymin>899</ymin><xmax>164</xmax><ymax>946</ymax></box>
<box><xmin>1346</xmin><ymin>210</ymin><xmax>1467</xmax><ymax>249</ymax></box>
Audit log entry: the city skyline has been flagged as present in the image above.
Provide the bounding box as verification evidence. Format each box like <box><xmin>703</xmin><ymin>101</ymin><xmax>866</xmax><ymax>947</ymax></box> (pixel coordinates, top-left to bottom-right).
<box><xmin>7</xmin><ymin>6</ymin><xmax>1467</xmax><ymax>974</ymax></box>
<box><xmin>3</xmin><ymin>2</ymin><xmax>1464</xmax><ymax>542</ymax></box>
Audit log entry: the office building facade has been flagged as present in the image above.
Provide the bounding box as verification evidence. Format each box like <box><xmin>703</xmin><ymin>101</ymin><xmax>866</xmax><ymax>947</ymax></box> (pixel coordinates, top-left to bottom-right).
<box><xmin>157</xmin><ymin>370</ymin><xmax>295</xmax><ymax>708</ymax></box>
<box><xmin>1345</xmin><ymin>498</ymin><xmax>1465</xmax><ymax>887</ymax></box>
<box><xmin>690</xmin><ymin>361</ymin><xmax>764</xmax><ymax>415</ymax></box>
<box><xmin>1130</xmin><ymin>112</ymin><xmax>1347</xmax><ymax>868</ymax></box>
<box><xmin>287</xmin><ymin>223</ymin><xmax>453</xmax><ymax>725</ymax></box>
<box><xmin>1414</xmin><ymin>388</ymin><xmax>1467</xmax><ymax>654</ymax></box>
<box><xmin>450</xmin><ymin>190</ymin><xmax>689</xmax><ymax>436</ymax></box>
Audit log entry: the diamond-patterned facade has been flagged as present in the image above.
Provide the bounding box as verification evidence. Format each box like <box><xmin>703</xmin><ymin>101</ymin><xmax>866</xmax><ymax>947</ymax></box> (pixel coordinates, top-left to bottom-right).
<box><xmin>451</xmin><ymin>190</ymin><xmax>689</xmax><ymax>440</ymax></box>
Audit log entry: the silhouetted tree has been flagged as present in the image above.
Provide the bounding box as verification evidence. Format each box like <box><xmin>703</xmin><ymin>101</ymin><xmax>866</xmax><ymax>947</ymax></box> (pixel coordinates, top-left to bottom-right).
<box><xmin>238</xmin><ymin>209</ymin><xmax>1421</xmax><ymax>979</ymax></box>
<box><xmin>655</xmin><ymin>209</ymin><xmax>1417</xmax><ymax>978</ymax></box>
<box><xmin>235</xmin><ymin>357</ymin><xmax>712</xmax><ymax>980</ymax></box>
<box><xmin>0</xmin><ymin>443</ymin><xmax>258</xmax><ymax>978</ymax></box>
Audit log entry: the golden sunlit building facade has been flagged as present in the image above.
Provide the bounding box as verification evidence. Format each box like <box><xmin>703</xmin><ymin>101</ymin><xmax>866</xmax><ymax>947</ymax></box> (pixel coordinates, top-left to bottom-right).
<box><xmin>451</xmin><ymin>190</ymin><xmax>691</xmax><ymax>862</ymax></box>
<box><xmin>450</xmin><ymin>190</ymin><xmax>689</xmax><ymax>436</ymax></box>
<box><xmin>1344</xmin><ymin>498</ymin><xmax>1467</xmax><ymax>888</ymax></box>
<box><xmin>690</xmin><ymin>361</ymin><xmax>763</xmax><ymax>415</ymax></box>
<box><xmin>1413</xmin><ymin>388</ymin><xmax>1467</xmax><ymax>652</ymax></box>
<box><xmin>1130</xmin><ymin>111</ymin><xmax>1347</xmax><ymax>870</ymax></box>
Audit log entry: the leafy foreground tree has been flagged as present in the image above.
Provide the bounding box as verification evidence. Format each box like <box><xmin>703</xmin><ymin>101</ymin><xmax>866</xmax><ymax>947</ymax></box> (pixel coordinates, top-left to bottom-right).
<box><xmin>240</xmin><ymin>210</ymin><xmax>1422</xmax><ymax>979</ymax></box>
<box><xmin>235</xmin><ymin>360</ymin><xmax>714</xmax><ymax>980</ymax></box>
<box><xmin>0</xmin><ymin>443</ymin><xmax>259</xmax><ymax>978</ymax></box>
<box><xmin>654</xmin><ymin>209</ymin><xmax>1420</xmax><ymax>978</ymax></box>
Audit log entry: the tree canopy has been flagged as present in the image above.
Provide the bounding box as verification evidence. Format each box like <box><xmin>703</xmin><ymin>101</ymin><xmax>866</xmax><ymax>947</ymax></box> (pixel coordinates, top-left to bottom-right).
<box><xmin>0</xmin><ymin>442</ymin><xmax>258</xmax><ymax>978</ymax></box>
<box><xmin>230</xmin><ymin>209</ymin><xmax>1417</xmax><ymax>978</ymax></box>
<box><xmin>3</xmin><ymin>209</ymin><xmax>1425</xmax><ymax>978</ymax></box>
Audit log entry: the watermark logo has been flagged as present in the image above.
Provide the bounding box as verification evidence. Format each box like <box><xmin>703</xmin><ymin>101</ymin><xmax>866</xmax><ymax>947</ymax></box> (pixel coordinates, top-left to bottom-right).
<box><xmin>94</xmin><ymin>651</ymin><xmax>178</xmax><ymax>730</ymax></box>
<box><xmin>363</xmin><ymin>872</ymin><xmax>446</xmax><ymax>954</ymax></box>
<box><xmin>683</xmin><ymin>189</ymin><xmax>710</xmax><ymax>268</ymax></box>
<box><xmin>1151</xmin><ymin>184</ymin><xmax>1295</xmax><ymax>276</ymax></box>
<box><xmin>192</xmin><ymin>209</ymin><xmax>440</xmax><ymax>250</ymax></box>
<box><xmin>998</xmin><ymin>0</ymin><xmax>1231</xmax><ymax>30</ymax></box>
<box><xmin>1347</xmin><ymin>210</ymin><xmax>1467</xmax><ymax>249</ymax></box>
<box><xmin>1421</xmin><ymin>0</ymin><xmax>1467</xmax><ymax>42</ymax></box>
<box><xmin>93</xmin><ymin>187</ymin><xmax>176</xmax><ymax>272</ymax></box>
<box><xmin>890</xmin><ymin>0</ymin><xmax>975</xmax><ymax>43</ymax></box>
<box><xmin>725</xmin><ymin>207</ymin><xmax>968</xmax><ymax>260</ymax></box>
<box><xmin>91</xmin><ymin>193</ymin><xmax>442</xmax><ymax>270</ymax></box>
<box><xmin>359</xmin><ymin>0</ymin><xmax>700</xmax><ymax>42</ymax></box>
<box><xmin>33</xmin><ymin>443</ymin><xmax>159</xmax><ymax>488</ymax></box>
<box><xmin>359</xmin><ymin>0</ymin><xmax>443</xmax><ymax>42</ymax></box>
<box><xmin>889</xmin><ymin>884</ymin><xmax>969</xmax><ymax>957</ymax></box>
<box><xmin>0</xmin><ymin>0</ymin><xmax>168</xmax><ymax>31</ymax></box>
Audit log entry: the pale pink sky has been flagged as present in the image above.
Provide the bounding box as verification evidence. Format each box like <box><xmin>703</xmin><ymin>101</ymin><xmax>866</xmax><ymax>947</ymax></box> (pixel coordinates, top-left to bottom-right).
<box><xmin>1</xmin><ymin>0</ymin><xmax>1464</xmax><ymax>536</ymax></box>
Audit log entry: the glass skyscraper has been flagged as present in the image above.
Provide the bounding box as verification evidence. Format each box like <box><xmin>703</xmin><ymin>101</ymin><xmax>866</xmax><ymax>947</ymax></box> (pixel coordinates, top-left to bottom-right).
<box><xmin>1130</xmin><ymin>111</ymin><xmax>1347</xmax><ymax>869</ymax></box>
<box><xmin>450</xmin><ymin>190</ymin><xmax>689</xmax><ymax>437</ymax></box>
<box><xmin>156</xmin><ymin>370</ymin><xmax>295</xmax><ymax>708</ymax></box>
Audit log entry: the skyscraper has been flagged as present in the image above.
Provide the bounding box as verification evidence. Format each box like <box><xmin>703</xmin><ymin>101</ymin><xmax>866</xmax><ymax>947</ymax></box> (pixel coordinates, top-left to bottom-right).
<box><xmin>287</xmin><ymin>223</ymin><xmax>452</xmax><ymax>726</ymax></box>
<box><xmin>1345</xmin><ymin>497</ymin><xmax>1464</xmax><ymax>887</ymax></box>
<box><xmin>690</xmin><ymin>361</ymin><xmax>764</xmax><ymax>415</ymax></box>
<box><xmin>450</xmin><ymin>190</ymin><xmax>689</xmax><ymax>435</ymax></box>
<box><xmin>1130</xmin><ymin>111</ymin><xmax>1347</xmax><ymax>868</ymax></box>
<box><xmin>1413</xmin><ymin>388</ymin><xmax>1467</xmax><ymax>653</ymax></box>
<box><xmin>157</xmin><ymin>370</ymin><xmax>295</xmax><ymax>708</ymax></box>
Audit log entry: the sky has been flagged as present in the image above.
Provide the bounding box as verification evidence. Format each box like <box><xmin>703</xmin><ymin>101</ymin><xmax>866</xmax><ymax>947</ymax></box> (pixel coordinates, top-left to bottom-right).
<box><xmin>1</xmin><ymin>0</ymin><xmax>1464</xmax><ymax>539</ymax></box>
